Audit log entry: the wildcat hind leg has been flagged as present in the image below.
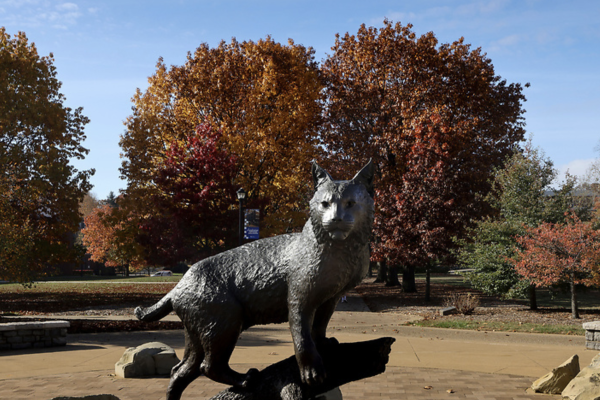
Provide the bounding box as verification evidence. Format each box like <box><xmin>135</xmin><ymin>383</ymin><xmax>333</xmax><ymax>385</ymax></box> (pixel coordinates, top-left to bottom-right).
<box><xmin>166</xmin><ymin>328</ymin><xmax>204</xmax><ymax>400</ymax></box>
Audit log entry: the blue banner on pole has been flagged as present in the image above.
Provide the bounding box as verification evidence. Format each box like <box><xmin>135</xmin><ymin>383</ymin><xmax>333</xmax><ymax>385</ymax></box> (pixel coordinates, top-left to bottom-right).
<box><xmin>244</xmin><ymin>209</ymin><xmax>260</xmax><ymax>240</ymax></box>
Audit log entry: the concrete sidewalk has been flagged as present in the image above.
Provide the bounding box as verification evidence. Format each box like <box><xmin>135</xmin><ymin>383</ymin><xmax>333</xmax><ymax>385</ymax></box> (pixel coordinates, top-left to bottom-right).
<box><xmin>0</xmin><ymin>294</ymin><xmax>596</xmax><ymax>400</ymax></box>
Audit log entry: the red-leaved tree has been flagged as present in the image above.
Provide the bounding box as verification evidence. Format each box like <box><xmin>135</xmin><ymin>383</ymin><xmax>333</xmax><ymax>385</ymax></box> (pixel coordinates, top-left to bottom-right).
<box><xmin>321</xmin><ymin>20</ymin><xmax>527</xmax><ymax>290</ymax></box>
<box><xmin>136</xmin><ymin>123</ymin><xmax>239</xmax><ymax>265</ymax></box>
<box><xmin>513</xmin><ymin>214</ymin><xmax>600</xmax><ymax>319</ymax></box>
<box><xmin>372</xmin><ymin>114</ymin><xmax>458</xmax><ymax>288</ymax></box>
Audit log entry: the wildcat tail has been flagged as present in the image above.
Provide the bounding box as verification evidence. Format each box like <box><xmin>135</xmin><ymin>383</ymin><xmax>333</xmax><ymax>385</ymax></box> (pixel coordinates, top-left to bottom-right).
<box><xmin>135</xmin><ymin>296</ymin><xmax>173</xmax><ymax>322</ymax></box>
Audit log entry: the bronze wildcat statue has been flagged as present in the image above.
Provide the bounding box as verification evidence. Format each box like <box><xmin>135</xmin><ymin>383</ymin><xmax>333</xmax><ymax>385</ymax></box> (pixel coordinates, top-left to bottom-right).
<box><xmin>135</xmin><ymin>161</ymin><xmax>375</xmax><ymax>400</ymax></box>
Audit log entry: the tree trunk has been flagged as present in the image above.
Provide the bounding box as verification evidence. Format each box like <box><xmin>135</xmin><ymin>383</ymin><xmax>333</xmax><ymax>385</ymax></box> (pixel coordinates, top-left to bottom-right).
<box><xmin>385</xmin><ymin>264</ymin><xmax>400</xmax><ymax>287</ymax></box>
<box><xmin>402</xmin><ymin>265</ymin><xmax>417</xmax><ymax>293</ymax></box>
<box><xmin>374</xmin><ymin>260</ymin><xmax>387</xmax><ymax>283</ymax></box>
<box><xmin>570</xmin><ymin>280</ymin><xmax>580</xmax><ymax>319</ymax></box>
<box><xmin>528</xmin><ymin>285</ymin><xmax>537</xmax><ymax>310</ymax></box>
<box><xmin>425</xmin><ymin>267</ymin><xmax>431</xmax><ymax>302</ymax></box>
<box><xmin>209</xmin><ymin>338</ymin><xmax>395</xmax><ymax>400</ymax></box>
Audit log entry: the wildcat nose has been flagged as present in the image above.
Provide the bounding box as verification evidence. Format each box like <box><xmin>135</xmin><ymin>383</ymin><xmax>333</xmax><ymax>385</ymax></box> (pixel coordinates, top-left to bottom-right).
<box><xmin>330</xmin><ymin>204</ymin><xmax>343</xmax><ymax>222</ymax></box>
<box><xmin>331</xmin><ymin>214</ymin><xmax>342</xmax><ymax>222</ymax></box>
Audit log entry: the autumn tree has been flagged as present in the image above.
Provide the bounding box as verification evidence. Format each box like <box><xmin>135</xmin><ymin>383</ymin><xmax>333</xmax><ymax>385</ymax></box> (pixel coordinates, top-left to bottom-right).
<box><xmin>81</xmin><ymin>204</ymin><xmax>144</xmax><ymax>275</ymax></box>
<box><xmin>79</xmin><ymin>192</ymin><xmax>101</xmax><ymax>219</ymax></box>
<box><xmin>456</xmin><ymin>142</ymin><xmax>577</xmax><ymax>308</ymax></box>
<box><xmin>0</xmin><ymin>29</ymin><xmax>93</xmax><ymax>282</ymax></box>
<box><xmin>120</xmin><ymin>37</ymin><xmax>323</xmax><ymax>245</ymax></box>
<box><xmin>135</xmin><ymin>123</ymin><xmax>239</xmax><ymax>265</ymax></box>
<box><xmin>513</xmin><ymin>214</ymin><xmax>600</xmax><ymax>319</ymax></box>
<box><xmin>321</xmin><ymin>20</ymin><xmax>527</xmax><ymax>290</ymax></box>
<box><xmin>0</xmin><ymin>173</ymin><xmax>38</xmax><ymax>282</ymax></box>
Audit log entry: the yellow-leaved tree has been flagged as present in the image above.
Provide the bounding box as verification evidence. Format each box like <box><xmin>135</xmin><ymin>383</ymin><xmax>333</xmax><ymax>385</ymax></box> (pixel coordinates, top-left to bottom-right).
<box><xmin>120</xmin><ymin>37</ymin><xmax>323</xmax><ymax>245</ymax></box>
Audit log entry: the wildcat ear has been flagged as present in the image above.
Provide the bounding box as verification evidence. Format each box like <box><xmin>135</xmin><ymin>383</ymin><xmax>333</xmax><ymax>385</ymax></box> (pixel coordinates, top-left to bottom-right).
<box><xmin>312</xmin><ymin>161</ymin><xmax>333</xmax><ymax>190</ymax></box>
<box><xmin>351</xmin><ymin>159</ymin><xmax>375</xmax><ymax>197</ymax></box>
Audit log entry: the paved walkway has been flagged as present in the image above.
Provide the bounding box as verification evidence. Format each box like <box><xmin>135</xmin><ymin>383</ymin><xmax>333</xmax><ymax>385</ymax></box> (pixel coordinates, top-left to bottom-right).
<box><xmin>0</xmin><ymin>293</ymin><xmax>596</xmax><ymax>399</ymax></box>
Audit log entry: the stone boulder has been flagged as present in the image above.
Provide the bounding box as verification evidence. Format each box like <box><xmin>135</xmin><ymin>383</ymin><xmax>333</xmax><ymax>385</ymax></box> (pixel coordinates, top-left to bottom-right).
<box><xmin>115</xmin><ymin>342</ymin><xmax>179</xmax><ymax>378</ymax></box>
<box><xmin>583</xmin><ymin>322</ymin><xmax>600</xmax><ymax>350</ymax></box>
<box><xmin>530</xmin><ymin>354</ymin><xmax>579</xmax><ymax>394</ymax></box>
<box><xmin>562</xmin><ymin>352</ymin><xmax>600</xmax><ymax>400</ymax></box>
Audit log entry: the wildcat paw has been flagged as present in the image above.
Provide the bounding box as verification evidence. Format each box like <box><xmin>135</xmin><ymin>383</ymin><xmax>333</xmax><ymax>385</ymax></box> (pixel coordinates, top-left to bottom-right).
<box><xmin>299</xmin><ymin>357</ymin><xmax>326</xmax><ymax>386</ymax></box>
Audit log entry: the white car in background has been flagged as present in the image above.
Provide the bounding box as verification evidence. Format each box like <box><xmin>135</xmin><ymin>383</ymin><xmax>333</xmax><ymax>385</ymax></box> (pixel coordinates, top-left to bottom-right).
<box><xmin>151</xmin><ymin>270</ymin><xmax>173</xmax><ymax>277</ymax></box>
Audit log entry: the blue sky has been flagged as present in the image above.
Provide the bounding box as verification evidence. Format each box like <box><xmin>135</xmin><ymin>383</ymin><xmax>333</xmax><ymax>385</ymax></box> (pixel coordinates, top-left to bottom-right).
<box><xmin>2</xmin><ymin>0</ymin><xmax>599</xmax><ymax>199</ymax></box>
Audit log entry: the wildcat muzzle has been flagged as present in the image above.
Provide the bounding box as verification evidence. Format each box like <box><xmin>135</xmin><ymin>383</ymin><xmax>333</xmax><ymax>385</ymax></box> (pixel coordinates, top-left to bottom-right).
<box><xmin>323</xmin><ymin>221</ymin><xmax>353</xmax><ymax>240</ymax></box>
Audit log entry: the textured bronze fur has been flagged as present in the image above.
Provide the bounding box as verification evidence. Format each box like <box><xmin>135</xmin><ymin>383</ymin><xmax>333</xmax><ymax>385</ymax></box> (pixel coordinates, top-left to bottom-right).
<box><xmin>135</xmin><ymin>161</ymin><xmax>375</xmax><ymax>400</ymax></box>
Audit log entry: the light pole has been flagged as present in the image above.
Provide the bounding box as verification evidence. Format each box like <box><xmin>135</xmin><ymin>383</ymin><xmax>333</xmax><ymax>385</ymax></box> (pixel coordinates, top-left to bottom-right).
<box><xmin>236</xmin><ymin>188</ymin><xmax>246</xmax><ymax>246</ymax></box>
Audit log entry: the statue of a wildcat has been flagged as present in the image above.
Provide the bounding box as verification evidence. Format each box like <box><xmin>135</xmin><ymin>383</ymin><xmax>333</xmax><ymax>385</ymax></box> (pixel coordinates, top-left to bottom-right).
<box><xmin>135</xmin><ymin>161</ymin><xmax>375</xmax><ymax>400</ymax></box>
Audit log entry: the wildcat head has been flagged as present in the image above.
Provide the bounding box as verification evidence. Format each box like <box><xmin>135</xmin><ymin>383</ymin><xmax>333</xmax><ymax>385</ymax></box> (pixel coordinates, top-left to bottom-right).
<box><xmin>309</xmin><ymin>161</ymin><xmax>375</xmax><ymax>244</ymax></box>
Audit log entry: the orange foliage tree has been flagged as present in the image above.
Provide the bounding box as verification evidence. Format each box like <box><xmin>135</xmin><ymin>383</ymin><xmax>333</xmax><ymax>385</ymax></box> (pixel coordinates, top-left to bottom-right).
<box><xmin>120</xmin><ymin>37</ymin><xmax>323</xmax><ymax>244</ymax></box>
<box><xmin>321</xmin><ymin>20</ymin><xmax>527</xmax><ymax>289</ymax></box>
<box><xmin>513</xmin><ymin>214</ymin><xmax>600</xmax><ymax>319</ymax></box>
<box><xmin>81</xmin><ymin>205</ymin><xmax>144</xmax><ymax>275</ymax></box>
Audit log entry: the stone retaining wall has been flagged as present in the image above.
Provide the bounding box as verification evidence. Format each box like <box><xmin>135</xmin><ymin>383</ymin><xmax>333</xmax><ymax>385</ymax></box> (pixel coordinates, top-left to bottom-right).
<box><xmin>0</xmin><ymin>321</ymin><xmax>69</xmax><ymax>350</ymax></box>
<box><xmin>583</xmin><ymin>321</ymin><xmax>600</xmax><ymax>350</ymax></box>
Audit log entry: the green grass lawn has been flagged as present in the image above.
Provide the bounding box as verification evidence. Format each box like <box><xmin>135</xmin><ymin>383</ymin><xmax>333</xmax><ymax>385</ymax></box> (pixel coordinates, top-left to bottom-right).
<box><xmin>414</xmin><ymin>273</ymin><xmax>470</xmax><ymax>287</ymax></box>
<box><xmin>407</xmin><ymin>319</ymin><xmax>585</xmax><ymax>336</ymax></box>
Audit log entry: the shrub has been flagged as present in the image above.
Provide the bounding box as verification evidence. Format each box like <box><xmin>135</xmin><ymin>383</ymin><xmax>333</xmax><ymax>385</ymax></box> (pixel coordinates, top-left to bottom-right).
<box><xmin>444</xmin><ymin>292</ymin><xmax>480</xmax><ymax>315</ymax></box>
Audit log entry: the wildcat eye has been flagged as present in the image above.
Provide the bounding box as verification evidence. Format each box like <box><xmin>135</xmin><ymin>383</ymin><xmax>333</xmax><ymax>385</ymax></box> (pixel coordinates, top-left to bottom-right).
<box><xmin>321</xmin><ymin>201</ymin><xmax>330</xmax><ymax>208</ymax></box>
<box><xmin>346</xmin><ymin>201</ymin><xmax>355</xmax><ymax>208</ymax></box>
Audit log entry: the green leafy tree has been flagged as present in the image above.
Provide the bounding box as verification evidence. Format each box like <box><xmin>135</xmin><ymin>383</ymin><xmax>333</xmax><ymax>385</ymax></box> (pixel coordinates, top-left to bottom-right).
<box><xmin>456</xmin><ymin>141</ymin><xmax>576</xmax><ymax>308</ymax></box>
<box><xmin>0</xmin><ymin>29</ymin><xmax>93</xmax><ymax>282</ymax></box>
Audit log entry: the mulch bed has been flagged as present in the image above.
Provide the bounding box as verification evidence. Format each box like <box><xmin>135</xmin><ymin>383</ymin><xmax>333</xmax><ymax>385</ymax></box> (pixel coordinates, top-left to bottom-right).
<box><xmin>355</xmin><ymin>278</ymin><xmax>600</xmax><ymax>328</ymax></box>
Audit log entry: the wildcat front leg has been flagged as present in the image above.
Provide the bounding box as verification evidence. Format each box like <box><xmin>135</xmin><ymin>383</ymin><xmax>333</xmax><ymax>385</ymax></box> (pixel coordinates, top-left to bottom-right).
<box><xmin>312</xmin><ymin>295</ymin><xmax>341</xmax><ymax>346</ymax></box>
<box><xmin>288</xmin><ymin>304</ymin><xmax>326</xmax><ymax>385</ymax></box>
